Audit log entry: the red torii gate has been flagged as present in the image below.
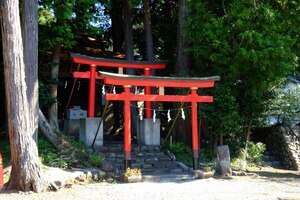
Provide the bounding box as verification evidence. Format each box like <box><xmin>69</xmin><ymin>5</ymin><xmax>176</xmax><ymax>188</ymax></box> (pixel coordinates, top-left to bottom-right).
<box><xmin>100</xmin><ymin>71</ymin><xmax>220</xmax><ymax>170</ymax></box>
<box><xmin>70</xmin><ymin>53</ymin><xmax>167</xmax><ymax>117</ymax></box>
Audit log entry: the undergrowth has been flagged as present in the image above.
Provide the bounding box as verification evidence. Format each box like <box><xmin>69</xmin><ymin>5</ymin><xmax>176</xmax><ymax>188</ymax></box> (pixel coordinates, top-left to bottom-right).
<box><xmin>0</xmin><ymin>132</ymin><xmax>103</xmax><ymax>169</ymax></box>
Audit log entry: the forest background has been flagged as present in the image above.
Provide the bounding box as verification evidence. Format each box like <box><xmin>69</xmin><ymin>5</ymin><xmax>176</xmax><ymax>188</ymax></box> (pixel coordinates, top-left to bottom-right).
<box><xmin>0</xmin><ymin>0</ymin><xmax>299</xmax><ymax>192</ymax></box>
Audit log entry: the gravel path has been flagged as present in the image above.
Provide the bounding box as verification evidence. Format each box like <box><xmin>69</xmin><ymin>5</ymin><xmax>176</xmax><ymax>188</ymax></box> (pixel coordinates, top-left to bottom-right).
<box><xmin>1</xmin><ymin>171</ymin><xmax>299</xmax><ymax>200</ymax></box>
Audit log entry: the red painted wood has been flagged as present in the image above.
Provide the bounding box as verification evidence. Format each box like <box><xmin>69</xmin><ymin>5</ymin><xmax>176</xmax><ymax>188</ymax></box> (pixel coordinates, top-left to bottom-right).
<box><xmin>191</xmin><ymin>89</ymin><xmax>199</xmax><ymax>154</ymax></box>
<box><xmin>71</xmin><ymin>55</ymin><xmax>166</xmax><ymax>69</ymax></box>
<box><xmin>73</xmin><ymin>71</ymin><xmax>103</xmax><ymax>79</ymax></box>
<box><xmin>106</xmin><ymin>93</ymin><xmax>213</xmax><ymax>103</ymax></box>
<box><xmin>88</xmin><ymin>65</ymin><xmax>96</xmax><ymax>117</ymax></box>
<box><xmin>102</xmin><ymin>76</ymin><xmax>216</xmax><ymax>88</ymax></box>
<box><xmin>144</xmin><ymin>68</ymin><xmax>152</xmax><ymax>118</ymax></box>
<box><xmin>124</xmin><ymin>86</ymin><xmax>131</xmax><ymax>154</ymax></box>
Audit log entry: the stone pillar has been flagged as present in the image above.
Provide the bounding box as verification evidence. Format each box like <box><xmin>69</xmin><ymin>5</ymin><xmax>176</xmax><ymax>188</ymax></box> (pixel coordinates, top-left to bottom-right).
<box><xmin>79</xmin><ymin>117</ymin><xmax>103</xmax><ymax>147</ymax></box>
<box><xmin>216</xmin><ymin>145</ymin><xmax>232</xmax><ymax>176</ymax></box>
<box><xmin>137</xmin><ymin>118</ymin><xmax>161</xmax><ymax>146</ymax></box>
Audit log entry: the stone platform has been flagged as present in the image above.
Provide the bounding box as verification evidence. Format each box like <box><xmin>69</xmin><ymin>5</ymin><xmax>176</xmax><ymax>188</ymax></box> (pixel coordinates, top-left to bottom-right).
<box><xmin>94</xmin><ymin>143</ymin><xmax>191</xmax><ymax>174</ymax></box>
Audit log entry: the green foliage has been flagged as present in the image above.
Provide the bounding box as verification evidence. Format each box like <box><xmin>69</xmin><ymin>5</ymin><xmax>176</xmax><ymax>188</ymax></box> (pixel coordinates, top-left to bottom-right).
<box><xmin>0</xmin><ymin>134</ymin><xmax>11</xmax><ymax>167</ymax></box>
<box><xmin>163</xmin><ymin>141</ymin><xmax>193</xmax><ymax>166</ymax></box>
<box><xmin>38</xmin><ymin>135</ymin><xmax>70</xmax><ymax>168</ymax></box>
<box><xmin>185</xmin><ymin>0</ymin><xmax>298</xmax><ymax>149</ymax></box>
<box><xmin>232</xmin><ymin>142</ymin><xmax>266</xmax><ymax>169</ymax></box>
<box><xmin>246</xmin><ymin>142</ymin><xmax>266</xmax><ymax>164</ymax></box>
<box><xmin>201</xmin><ymin>84</ymin><xmax>243</xmax><ymax>138</ymax></box>
<box><xmin>39</xmin><ymin>81</ymin><xmax>56</xmax><ymax>108</ymax></box>
<box><xmin>262</xmin><ymin>79</ymin><xmax>300</xmax><ymax>125</ymax></box>
<box><xmin>38</xmin><ymin>134</ymin><xmax>103</xmax><ymax>169</ymax></box>
<box><xmin>88</xmin><ymin>154</ymin><xmax>103</xmax><ymax>166</ymax></box>
<box><xmin>199</xmin><ymin>148</ymin><xmax>215</xmax><ymax>163</ymax></box>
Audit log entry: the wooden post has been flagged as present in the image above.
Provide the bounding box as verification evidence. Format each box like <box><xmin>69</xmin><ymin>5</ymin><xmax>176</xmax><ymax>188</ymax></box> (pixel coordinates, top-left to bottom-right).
<box><xmin>124</xmin><ymin>86</ymin><xmax>132</xmax><ymax>170</ymax></box>
<box><xmin>88</xmin><ymin>64</ymin><xmax>97</xmax><ymax>117</ymax></box>
<box><xmin>191</xmin><ymin>87</ymin><xmax>199</xmax><ymax>170</ymax></box>
<box><xmin>144</xmin><ymin>68</ymin><xmax>152</xmax><ymax>118</ymax></box>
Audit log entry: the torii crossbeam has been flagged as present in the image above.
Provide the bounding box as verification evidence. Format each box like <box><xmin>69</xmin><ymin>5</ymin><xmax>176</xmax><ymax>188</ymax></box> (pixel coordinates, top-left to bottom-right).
<box><xmin>99</xmin><ymin>71</ymin><xmax>220</xmax><ymax>170</ymax></box>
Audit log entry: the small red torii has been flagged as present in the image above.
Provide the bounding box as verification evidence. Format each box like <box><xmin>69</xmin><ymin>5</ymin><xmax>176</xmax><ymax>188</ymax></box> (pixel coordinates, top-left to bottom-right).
<box><xmin>70</xmin><ymin>53</ymin><xmax>167</xmax><ymax>117</ymax></box>
<box><xmin>100</xmin><ymin>71</ymin><xmax>220</xmax><ymax>170</ymax></box>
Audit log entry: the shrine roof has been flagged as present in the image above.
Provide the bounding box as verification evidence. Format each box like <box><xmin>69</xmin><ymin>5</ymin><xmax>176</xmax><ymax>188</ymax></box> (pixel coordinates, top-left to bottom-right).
<box><xmin>70</xmin><ymin>53</ymin><xmax>167</xmax><ymax>69</ymax></box>
<box><xmin>99</xmin><ymin>71</ymin><xmax>220</xmax><ymax>88</ymax></box>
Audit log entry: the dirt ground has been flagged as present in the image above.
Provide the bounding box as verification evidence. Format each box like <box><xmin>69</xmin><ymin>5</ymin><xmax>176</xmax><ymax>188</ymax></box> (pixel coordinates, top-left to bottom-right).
<box><xmin>1</xmin><ymin>167</ymin><xmax>299</xmax><ymax>200</ymax></box>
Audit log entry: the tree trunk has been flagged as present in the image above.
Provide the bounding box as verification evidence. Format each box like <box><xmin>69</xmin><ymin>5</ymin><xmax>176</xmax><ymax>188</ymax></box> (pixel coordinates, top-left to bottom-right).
<box><xmin>122</xmin><ymin>0</ymin><xmax>134</xmax><ymax>63</ymax></box>
<box><xmin>48</xmin><ymin>43</ymin><xmax>62</xmax><ymax>132</ymax></box>
<box><xmin>21</xmin><ymin>0</ymin><xmax>39</xmax><ymax>143</ymax></box>
<box><xmin>0</xmin><ymin>0</ymin><xmax>47</xmax><ymax>192</ymax></box>
<box><xmin>244</xmin><ymin>120</ymin><xmax>252</xmax><ymax>157</ymax></box>
<box><xmin>143</xmin><ymin>0</ymin><xmax>154</xmax><ymax>62</ymax></box>
<box><xmin>38</xmin><ymin>109</ymin><xmax>62</xmax><ymax>149</ymax></box>
<box><xmin>174</xmin><ymin>0</ymin><xmax>191</xmax><ymax>143</ymax></box>
<box><xmin>111</xmin><ymin>0</ymin><xmax>124</xmax><ymax>53</ymax></box>
<box><xmin>177</xmin><ymin>0</ymin><xmax>190</xmax><ymax>74</ymax></box>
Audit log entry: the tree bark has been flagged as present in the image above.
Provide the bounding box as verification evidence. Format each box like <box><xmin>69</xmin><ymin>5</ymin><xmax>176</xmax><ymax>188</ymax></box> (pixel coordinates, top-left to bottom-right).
<box><xmin>38</xmin><ymin>109</ymin><xmax>62</xmax><ymax>149</ymax></box>
<box><xmin>143</xmin><ymin>0</ymin><xmax>154</xmax><ymax>62</ymax></box>
<box><xmin>111</xmin><ymin>0</ymin><xmax>124</xmax><ymax>53</ymax></box>
<box><xmin>48</xmin><ymin>43</ymin><xmax>62</xmax><ymax>132</ymax></box>
<box><xmin>21</xmin><ymin>0</ymin><xmax>39</xmax><ymax>143</ymax></box>
<box><xmin>177</xmin><ymin>0</ymin><xmax>190</xmax><ymax>74</ymax></box>
<box><xmin>173</xmin><ymin>0</ymin><xmax>191</xmax><ymax>143</ymax></box>
<box><xmin>0</xmin><ymin>0</ymin><xmax>47</xmax><ymax>192</ymax></box>
<box><xmin>244</xmin><ymin>120</ymin><xmax>252</xmax><ymax>157</ymax></box>
<box><xmin>122</xmin><ymin>0</ymin><xmax>134</xmax><ymax>63</ymax></box>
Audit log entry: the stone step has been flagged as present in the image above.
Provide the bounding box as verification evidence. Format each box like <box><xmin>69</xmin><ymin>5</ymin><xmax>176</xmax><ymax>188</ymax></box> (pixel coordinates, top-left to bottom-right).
<box><xmin>97</xmin><ymin>144</ymin><xmax>190</xmax><ymax>175</ymax></box>
<box><xmin>142</xmin><ymin>172</ymin><xmax>195</xmax><ymax>182</ymax></box>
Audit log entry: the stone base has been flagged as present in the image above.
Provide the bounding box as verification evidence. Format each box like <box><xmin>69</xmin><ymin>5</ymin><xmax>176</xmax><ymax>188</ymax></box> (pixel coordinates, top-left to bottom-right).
<box><xmin>79</xmin><ymin>118</ymin><xmax>103</xmax><ymax>147</ymax></box>
<box><xmin>63</xmin><ymin>119</ymin><xmax>80</xmax><ymax>140</ymax></box>
<box><xmin>194</xmin><ymin>170</ymin><xmax>215</xmax><ymax>179</ymax></box>
<box><xmin>137</xmin><ymin>118</ymin><xmax>160</xmax><ymax>146</ymax></box>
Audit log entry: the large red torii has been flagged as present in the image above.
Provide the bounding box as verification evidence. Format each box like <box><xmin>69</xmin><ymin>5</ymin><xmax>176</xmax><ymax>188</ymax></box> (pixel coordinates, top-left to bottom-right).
<box><xmin>70</xmin><ymin>53</ymin><xmax>167</xmax><ymax>117</ymax></box>
<box><xmin>99</xmin><ymin>71</ymin><xmax>220</xmax><ymax>170</ymax></box>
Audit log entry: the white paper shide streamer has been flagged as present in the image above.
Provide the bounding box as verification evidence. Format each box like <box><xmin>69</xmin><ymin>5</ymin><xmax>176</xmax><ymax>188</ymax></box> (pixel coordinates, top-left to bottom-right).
<box><xmin>139</xmin><ymin>107</ymin><xmax>143</xmax><ymax>120</ymax></box>
<box><xmin>153</xmin><ymin>110</ymin><xmax>156</xmax><ymax>123</ymax></box>
<box><xmin>102</xmin><ymin>85</ymin><xmax>106</xmax><ymax>95</ymax></box>
<box><xmin>181</xmin><ymin>108</ymin><xmax>185</xmax><ymax>120</ymax></box>
<box><xmin>64</xmin><ymin>81</ymin><xmax>68</xmax><ymax>89</ymax></box>
<box><xmin>167</xmin><ymin>109</ymin><xmax>171</xmax><ymax>122</ymax></box>
<box><xmin>113</xmin><ymin>86</ymin><xmax>116</xmax><ymax>94</ymax></box>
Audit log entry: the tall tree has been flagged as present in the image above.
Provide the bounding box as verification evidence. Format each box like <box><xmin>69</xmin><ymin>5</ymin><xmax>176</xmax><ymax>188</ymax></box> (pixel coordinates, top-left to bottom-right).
<box><xmin>143</xmin><ymin>0</ymin><xmax>154</xmax><ymax>61</ymax></box>
<box><xmin>177</xmin><ymin>0</ymin><xmax>190</xmax><ymax>74</ymax></box>
<box><xmin>111</xmin><ymin>0</ymin><xmax>124</xmax><ymax>53</ymax></box>
<box><xmin>21</xmin><ymin>0</ymin><xmax>39</xmax><ymax>142</ymax></box>
<box><xmin>123</xmin><ymin>0</ymin><xmax>134</xmax><ymax>62</ymax></box>
<box><xmin>0</xmin><ymin>0</ymin><xmax>47</xmax><ymax>192</ymax></box>
<box><xmin>48</xmin><ymin>43</ymin><xmax>62</xmax><ymax>132</ymax></box>
<box><xmin>172</xmin><ymin>0</ymin><xmax>191</xmax><ymax>143</ymax></box>
<box><xmin>185</xmin><ymin>0</ymin><xmax>298</xmax><ymax>157</ymax></box>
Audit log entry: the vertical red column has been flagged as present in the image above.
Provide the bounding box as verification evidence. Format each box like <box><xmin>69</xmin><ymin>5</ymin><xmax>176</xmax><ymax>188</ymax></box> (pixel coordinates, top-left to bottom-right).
<box><xmin>0</xmin><ymin>153</ymin><xmax>3</xmax><ymax>189</ymax></box>
<box><xmin>88</xmin><ymin>64</ymin><xmax>96</xmax><ymax>117</ymax></box>
<box><xmin>191</xmin><ymin>87</ymin><xmax>199</xmax><ymax>170</ymax></box>
<box><xmin>124</xmin><ymin>86</ymin><xmax>132</xmax><ymax>170</ymax></box>
<box><xmin>144</xmin><ymin>68</ymin><xmax>152</xmax><ymax>118</ymax></box>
